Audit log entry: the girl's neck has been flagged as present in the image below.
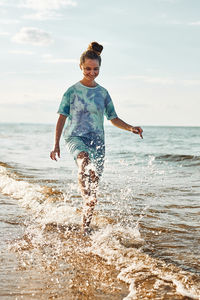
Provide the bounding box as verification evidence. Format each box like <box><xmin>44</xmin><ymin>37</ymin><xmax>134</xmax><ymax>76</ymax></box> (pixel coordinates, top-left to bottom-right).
<box><xmin>80</xmin><ymin>79</ymin><xmax>97</xmax><ymax>87</ymax></box>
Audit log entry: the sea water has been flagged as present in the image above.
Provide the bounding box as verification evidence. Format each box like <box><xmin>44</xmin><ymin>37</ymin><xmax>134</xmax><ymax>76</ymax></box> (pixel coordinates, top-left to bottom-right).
<box><xmin>0</xmin><ymin>123</ymin><xmax>200</xmax><ymax>299</ymax></box>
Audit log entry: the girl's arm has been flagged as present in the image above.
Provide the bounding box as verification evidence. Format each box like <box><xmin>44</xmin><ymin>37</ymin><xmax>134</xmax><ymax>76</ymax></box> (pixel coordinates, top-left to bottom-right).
<box><xmin>50</xmin><ymin>114</ymin><xmax>67</xmax><ymax>161</ymax></box>
<box><xmin>110</xmin><ymin>117</ymin><xmax>143</xmax><ymax>139</ymax></box>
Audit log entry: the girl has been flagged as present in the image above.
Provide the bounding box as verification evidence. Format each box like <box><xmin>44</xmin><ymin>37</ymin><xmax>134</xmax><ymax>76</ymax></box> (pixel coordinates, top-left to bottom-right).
<box><xmin>50</xmin><ymin>42</ymin><xmax>143</xmax><ymax>235</ymax></box>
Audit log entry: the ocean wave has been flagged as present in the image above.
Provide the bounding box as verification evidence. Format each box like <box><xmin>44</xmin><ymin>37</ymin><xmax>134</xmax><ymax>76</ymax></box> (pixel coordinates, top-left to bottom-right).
<box><xmin>0</xmin><ymin>161</ymin><xmax>14</xmax><ymax>169</ymax></box>
<box><xmin>1</xmin><ymin>163</ymin><xmax>200</xmax><ymax>299</ymax></box>
<box><xmin>89</xmin><ymin>225</ymin><xmax>200</xmax><ymax>300</ymax></box>
<box><xmin>0</xmin><ymin>165</ymin><xmax>82</xmax><ymax>225</ymax></box>
<box><xmin>155</xmin><ymin>154</ymin><xmax>200</xmax><ymax>163</ymax></box>
<box><xmin>0</xmin><ymin>164</ymin><xmax>116</xmax><ymax>228</ymax></box>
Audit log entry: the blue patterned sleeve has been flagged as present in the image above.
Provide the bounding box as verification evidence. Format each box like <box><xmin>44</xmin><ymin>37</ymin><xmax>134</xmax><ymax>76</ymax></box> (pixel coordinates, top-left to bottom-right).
<box><xmin>57</xmin><ymin>88</ymin><xmax>72</xmax><ymax>117</ymax></box>
<box><xmin>104</xmin><ymin>91</ymin><xmax>118</xmax><ymax>120</ymax></box>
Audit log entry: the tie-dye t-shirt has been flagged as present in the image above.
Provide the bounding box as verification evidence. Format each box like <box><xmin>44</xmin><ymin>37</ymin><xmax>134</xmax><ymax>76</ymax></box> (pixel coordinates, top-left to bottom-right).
<box><xmin>57</xmin><ymin>81</ymin><xmax>118</xmax><ymax>141</ymax></box>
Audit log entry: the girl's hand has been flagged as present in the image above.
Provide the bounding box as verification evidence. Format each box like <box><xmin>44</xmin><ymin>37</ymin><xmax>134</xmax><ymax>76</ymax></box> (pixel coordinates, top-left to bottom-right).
<box><xmin>50</xmin><ymin>146</ymin><xmax>60</xmax><ymax>161</ymax></box>
<box><xmin>130</xmin><ymin>126</ymin><xmax>143</xmax><ymax>139</ymax></box>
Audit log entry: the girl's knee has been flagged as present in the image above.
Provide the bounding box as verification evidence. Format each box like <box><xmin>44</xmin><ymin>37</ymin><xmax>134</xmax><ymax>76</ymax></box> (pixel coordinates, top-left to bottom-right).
<box><xmin>77</xmin><ymin>151</ymin><xmax>89</xmax><ymax>161</ymax></box>
<box><xmin>85</xmin><ymin>197</ymin><xmax>97</xmax><ymax>207</ymax></box>
<box><xmin>77</xmin><ymin>151</ymin><xmax>90</xmax><ymax>170</ymax></box>
<box><xmin>89</xmin><ymin>169</ymin><xmax>98</xmax><ymax>183</ymax></box>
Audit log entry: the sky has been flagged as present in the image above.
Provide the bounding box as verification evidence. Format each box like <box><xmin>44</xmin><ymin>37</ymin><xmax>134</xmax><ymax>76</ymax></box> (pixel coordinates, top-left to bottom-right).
<box><xmin>0</xmin><ymin>0</ymin><xmax>200</xmax><ymax>126</ymax></box>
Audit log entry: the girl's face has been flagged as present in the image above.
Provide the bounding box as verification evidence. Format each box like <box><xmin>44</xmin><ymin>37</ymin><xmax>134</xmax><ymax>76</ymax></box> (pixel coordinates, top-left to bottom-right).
<box><xmin>80</xmin><ymin>59</ymin><xmax>100</xmax><ymax>82</ymax></box>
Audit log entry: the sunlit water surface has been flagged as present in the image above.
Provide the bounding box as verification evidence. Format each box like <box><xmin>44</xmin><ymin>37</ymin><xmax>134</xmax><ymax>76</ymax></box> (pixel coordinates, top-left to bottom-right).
<box><xmin>0</xmin><ymin>123</ymin><xmax>200</xmax><ymax>299</ymax></box>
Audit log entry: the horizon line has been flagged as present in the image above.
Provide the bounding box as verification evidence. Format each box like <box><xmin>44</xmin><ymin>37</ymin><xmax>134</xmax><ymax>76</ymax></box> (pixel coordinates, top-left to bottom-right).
<box><xmin>0</xmin><ymin>122</ymin><xmax>200</xmax><ymax>128</ymax></box>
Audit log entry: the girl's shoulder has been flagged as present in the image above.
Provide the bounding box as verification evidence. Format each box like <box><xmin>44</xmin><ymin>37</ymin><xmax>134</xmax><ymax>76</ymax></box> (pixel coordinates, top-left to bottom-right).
<box><xmin>98</xmin><ymin>85</ymin><xmax>111</xmax><ymax>99</ymax></box>
<box><xmin>63</xmin><ymin>83</ymin><xmax>77</xmax><ymax>96</ymax></box>
<box><xmin>96</xmin><ymin>83</ymin><xmax>108</xmax><ymax>92</ymax></box>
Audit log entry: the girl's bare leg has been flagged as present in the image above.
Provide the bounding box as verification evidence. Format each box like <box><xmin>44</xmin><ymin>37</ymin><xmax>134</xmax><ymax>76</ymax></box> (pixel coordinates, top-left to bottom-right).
<box><xmin>77</xmin><ymin>152</ymin><xmax>99</xmax><ymax>233</ymax></box>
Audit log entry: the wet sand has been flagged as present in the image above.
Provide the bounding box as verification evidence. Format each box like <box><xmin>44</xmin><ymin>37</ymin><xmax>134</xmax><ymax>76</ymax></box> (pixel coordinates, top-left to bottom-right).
<box><xmin>1</xmin><ymin>192</ymin><xmax>199</xmax><ymax>300</ymax></box>
<box><xmin>0</xmin><ymin>194</ymin><xmax>129</xmax><ymax>300</ymax></box>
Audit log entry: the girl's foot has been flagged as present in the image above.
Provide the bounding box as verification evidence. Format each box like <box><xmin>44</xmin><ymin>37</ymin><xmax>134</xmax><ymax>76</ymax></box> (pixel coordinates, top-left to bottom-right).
<box><xmin>82</xmin><ymin>226</ymin><xmax>92</xmax><ymax>236</ymax></box>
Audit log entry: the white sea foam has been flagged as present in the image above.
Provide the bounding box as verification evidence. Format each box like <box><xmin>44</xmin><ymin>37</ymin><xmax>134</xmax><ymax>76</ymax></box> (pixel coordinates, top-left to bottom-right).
<box><xmin>0</xmin><ymin>166</ymin><xmax>44</xmax><ymax>209</ymax></box>
<box><xmin>88</xmin><ymin>223</ymin><xmax>200</xmax><ymax>300</ymax></box>
<box><xmin>36</xmin><ymin>203</ymin><xmax>80</xmax><ymax>226</ymax></box>
<box><xmin>87</xmin><ymin>224</ymin><xmax>144</xmax><ymax>299</ymax></box>
<box><xmin>152</xmin><ymin>272</ymin><xmax>200</xmax><ymax>300</ymax></box>
<box><xmin>173</xmin><ymin>279</ymin><xmax>200</xmax><ymax>299</ymax></box>
<box><xmin>1</xmin><ymin>165</ymin><xmax>200</xmax><ymax>300</ymax></box>
<box><xmin>0</xmin><ymin>166</ymin><xmax>81</xmax><ymax>226</ymax></box>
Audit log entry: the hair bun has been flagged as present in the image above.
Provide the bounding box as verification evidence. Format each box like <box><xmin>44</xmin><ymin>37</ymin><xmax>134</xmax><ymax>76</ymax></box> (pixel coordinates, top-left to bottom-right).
<box><xmin>87</xmin><ymin>41</ymin><xmax>103</xmax><ymax>56</ymax></box>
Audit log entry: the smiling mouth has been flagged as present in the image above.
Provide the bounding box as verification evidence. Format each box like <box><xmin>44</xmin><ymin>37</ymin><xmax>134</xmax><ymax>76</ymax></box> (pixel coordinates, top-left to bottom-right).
<box><xmin>83</xmin><ymin>73</ymin><xmax>97</xmax><ymax>80</ymax></box>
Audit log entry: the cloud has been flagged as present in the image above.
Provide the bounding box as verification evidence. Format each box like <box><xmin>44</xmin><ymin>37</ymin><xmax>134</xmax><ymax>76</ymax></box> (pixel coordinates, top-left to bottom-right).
<box><xmin>42</xmin><ymin>54</ymin><xmax>78</xmax><ymax>64</ymax></box>
<box><xmin>20</xmin><ymin>0</ymin><xmax>77</xmax><ymax>11</ymax></box>
<box><xmin>166</xmin><ymin>20</ymin><xmax>182</xmax><ymax>25</ymax></box>
<box><xmin>21</xmin><ymin>0</ymin><xmax>77</xmax><ymax>20</ymax></box>
<box><xmin>23</xmin><ymin>11</ymin><xmax>62</xmax><ymax>20</ymax></box>
<box><xmin>124</xmin><ymin>75</ymin><xmax>175</xmax><ymax>85</ymax></box>
<box><xmin>0</xmin><ymin>0</ymin><xmax>8</xmax><ymax>6</ymax></box>
<box><xmin>122</xmin><ymin>75</ymin><xmax>200</xmax><ymax>86</ymax></box>
<box><xmin>188</xmin><ymin>21</ymin><xmax>200</xmax><ymax>26</ymax></box>
<box><xmin>12</xmin><ymin>27</ymin><xmax>53</xmax><ymax>46</ymax></box>
<box><xmin>182</xmin><ymin>79</ymin><xmax>200</xmax><ymax>86</ymax></box>
<box><xmin>0</xmin><ymin>19</ymin><xmax>20</xmax><ymax>24</ymax></box>
<box><xmin>9</xmin><ymin>50</ymin><xmax>34</xmax><ymax>55</ymax></box>
<box><xmin>0</xmin><ymin>0</ymin><xmax>20</xmax><ymax>8</ymax></box>
<box><xmin>3</xmin><ymin>70</ymin><xmax>50</xmax><ymax>75</ymax></box>
<box><xmin>0</xmin><ymin>31</ymin><xmax>10</xmax><ymax>36</ymax></box>
<box><xmin>162</xmin><ymin>19</ymin><xmax>200</xmax><ymax>26</ymax></box>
